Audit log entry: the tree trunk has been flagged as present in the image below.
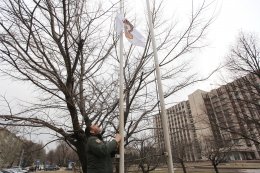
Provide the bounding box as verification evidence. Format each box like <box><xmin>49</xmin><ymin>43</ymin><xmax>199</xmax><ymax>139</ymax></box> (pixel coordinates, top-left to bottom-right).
<box><xmin>212</xmin><ymin>163</ymin><xmax>219</xmax><ymax>173</ymax></box>
<box><xmin>180</xmin><ymin>160</ymin><xmax>187</xmax><ymax>173</ymax></box>
<box><xmin>139</xmin><ymin>163</ymin><xmax>146</xmax><ymax>173</ymax></box>
<box><xmin>75</xmin><ymin>139</ymin><xmax>88</xmax><ymax>173</ymax></box>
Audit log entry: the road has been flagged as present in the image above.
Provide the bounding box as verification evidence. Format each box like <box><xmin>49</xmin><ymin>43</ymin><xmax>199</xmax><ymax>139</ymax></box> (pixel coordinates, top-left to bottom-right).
<box><xmin>175</xmin><ymin>167</ymin><xmax>260</xmax><ymax>173</ymax></box>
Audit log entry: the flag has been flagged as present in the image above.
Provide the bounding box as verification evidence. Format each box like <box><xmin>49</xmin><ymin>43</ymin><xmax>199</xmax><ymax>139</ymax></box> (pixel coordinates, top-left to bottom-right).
<box><xmin>115</xmin><ymin>13</ymin><xmax>146</xmax><ymax>47</ymax></box>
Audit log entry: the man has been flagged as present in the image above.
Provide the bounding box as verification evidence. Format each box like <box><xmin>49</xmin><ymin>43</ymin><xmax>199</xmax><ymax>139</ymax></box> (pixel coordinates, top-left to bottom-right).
<box><xmin>86</xmin><ymin>124</ymin><xmax>121</xmax><ymax>173</ymax></box>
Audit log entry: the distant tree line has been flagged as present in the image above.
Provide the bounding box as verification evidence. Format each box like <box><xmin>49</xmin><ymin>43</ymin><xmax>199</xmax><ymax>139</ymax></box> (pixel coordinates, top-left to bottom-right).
<box><xmin>0</xmin><ymin>128</ymin><xmax>79</xmax><ymax>168</ymax></box>
<box><xmin>0</xmin><ymin>128</ymin><xmax>45</xmax><ymax>168</ymax></box>
<box><xmin>46</xmin><ymin>141</ymin><xmax>79</xmax><ymax>167</ymax></box>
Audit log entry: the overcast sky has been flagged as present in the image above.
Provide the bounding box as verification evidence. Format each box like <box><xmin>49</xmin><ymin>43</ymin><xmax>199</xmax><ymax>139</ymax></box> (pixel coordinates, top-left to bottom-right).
<box><xmin>0</xmin><ymin>0</ymin><xmax>260</xmax><ymax>149</ymax></box>
<box><xmin>162</xmin><ymin>0</ymin><xmax>260</xmax><ymax>105</ymax></box>
<box><xmin>121</xmin><ymin>0</ymin><xmax>260</xmax><ymax>105</ymax></box>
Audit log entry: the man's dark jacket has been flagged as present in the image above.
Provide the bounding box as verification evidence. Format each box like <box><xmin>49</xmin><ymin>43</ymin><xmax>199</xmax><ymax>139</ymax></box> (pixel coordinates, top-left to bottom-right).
<box><xmin>86</xmin><ymin>135</ymin><xmax>118</xmax><ymax>173</ymax></box>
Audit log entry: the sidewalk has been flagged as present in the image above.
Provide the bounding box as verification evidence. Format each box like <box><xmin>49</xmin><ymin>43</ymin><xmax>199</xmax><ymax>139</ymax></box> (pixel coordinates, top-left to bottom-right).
<box><xmin>186</xmin><ymin>161</ymin><xmax>260</xmax><ymax>169</ymax></box>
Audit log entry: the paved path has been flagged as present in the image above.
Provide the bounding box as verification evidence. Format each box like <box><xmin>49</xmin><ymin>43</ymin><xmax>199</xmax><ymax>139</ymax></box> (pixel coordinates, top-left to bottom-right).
<box><xmin>177</xmin><ymin>167</ymin><xmax>260</xmax><ymax>173</ymax></box>
<box><xmin>239</xmin><ymin>169</ymin><xmax>260</xmax><ymax>173</ymax></box>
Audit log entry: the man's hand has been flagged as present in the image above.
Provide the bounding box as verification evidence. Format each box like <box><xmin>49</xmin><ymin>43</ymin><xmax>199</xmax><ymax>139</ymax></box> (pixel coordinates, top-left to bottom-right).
<box><xmin>114</xmin><ymin>133</ymin><xmax>122</xmax><ymax>143</ymax></box>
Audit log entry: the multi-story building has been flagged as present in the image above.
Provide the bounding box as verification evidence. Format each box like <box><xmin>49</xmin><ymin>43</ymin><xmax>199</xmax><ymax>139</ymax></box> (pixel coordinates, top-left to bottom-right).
<box><xmin>154</xmin><ymin>74</ymin><xmax>260</xmax><ymax>161</ymax></box>
<box><xmin>154</xmin><ymin>100</ymin><xmax>202</xmax><ymax>161</ymax></box>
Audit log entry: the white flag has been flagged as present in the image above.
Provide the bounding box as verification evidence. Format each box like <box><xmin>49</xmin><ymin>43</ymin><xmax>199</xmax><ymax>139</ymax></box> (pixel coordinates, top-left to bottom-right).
<box><xmin>115</xmin><ymin>13</ymin><xmax>146</xmax><ymax>47</ymax></box>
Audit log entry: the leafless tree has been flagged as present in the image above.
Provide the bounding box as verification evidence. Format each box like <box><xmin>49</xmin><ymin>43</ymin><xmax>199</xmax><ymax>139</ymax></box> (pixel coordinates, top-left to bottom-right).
<box><xmin>22</xmin><ymin>141</ymin><xmax>46</xmax><ymax>167</ymax></box>
<box><xmin>201</xmin><ymin>137</ymin><xmax>235</xmax><ymax>173</ymax></box>
<box><xmin>172</xmin><ymin>143</ymin><xmax>193</xmax><ymax>173</ymax></box>
<box><xmin>225</xmin><ymin>32</ymin><xmax>260</xmax><ymax>117</ymax></box>
<box><xmin>0</xmin><ymin>0</ymin><xmax>217</xmax><ymax>172</ymax></box>
<box><xmin>124</xmin><ymin>134</ymin><xmax>164</xmax><ymax>173</ymax></box>
<box><xmin>52</xmin><ymin>141</ymin><xmax>75</xmax><ymax>167</ymax></box>
<box><xmin>222</xmin><ymin>32</ymin><xmax>260</xmax><ymax>149</ymax></box>
<box><xmin>226</xmin><ymin>32</ymin><xmax>260</xmax><ymax>78</ymax></box>
<box><xmin>46</xmin><ymin>150</ymin><xmax>55</xmax><ymax>165</ymax></box>
<box><xmin>121</xmin><ymin>0</ymin><xmax>218</xmax><ymax>148</ymax></box>
<box><xmin>0</xmin><ymin>0</ymin><xmax>118</xmax><ymax>171</ymax></box>
<box><xmin>52</xmin><ymin>141</ymin><xmax>68</xmax><ymax>167</ymax></box>
<box><xmin>0</xmin><ymin>128</ymin><xmax>23</xmax><ymax>168</ymax></box>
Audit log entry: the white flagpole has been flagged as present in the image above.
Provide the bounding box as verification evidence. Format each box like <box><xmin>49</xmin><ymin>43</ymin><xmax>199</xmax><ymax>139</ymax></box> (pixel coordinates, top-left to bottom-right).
<box><xmin>119</xmin><ymin>0</ymin><xmax>125</xmax><ymax>173</ymax></box>
<box><xmin>145</xmin><ymin>0</ymin><xmax>175</xmax><ymax>173</ymax></box>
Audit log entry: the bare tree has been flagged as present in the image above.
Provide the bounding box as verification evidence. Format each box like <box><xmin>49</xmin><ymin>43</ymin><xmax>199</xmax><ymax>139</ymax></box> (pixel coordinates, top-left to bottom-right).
<box><xmin>52</xmin><ymin>141</ymin><xmax>74</xmax><ymax>167</ymax></box>
<box><xmin>226</xmin><ymin>32</ymin><xmax>260</xmax><ymax>78</ymax></box>
<box><xmin>222</xmin><ymin>32</ymin><xmax>260</xmax><ymax>151</ymax></box>
<box><xmin>22</xmin><ymin>141</ymin><xmax>46</xmax><ymax>167</ymax></box>
<box><xmin>0</xmin><ymin>128</ymin><xmax>23</xmax><ymax>168</ymax></box>
<box><xmin>201</xmin><ymin>137</ymin><xmax>235</xmax><ymax>173</ymax></box>
<box><xmin>0</xmin><ymin>0</ymin><xmax>217</xmax><ymax>172</ymax></box>
<box><xmin>125</xmin><ymin>135</ymin><xmax>164</xmax><ymax>173</ymax></box>
<box><xmin>121</xmin><ymin>0</ymin><xmax>218</xmax><ymax>148</ymax></box>
<box><xmin>46</xmin><ymin>150</ymin><xmax>55</xmax><ymax>166</ymax></box>
<box><xmin>172</xmin><ymin>143</ymin><xmax>192</xmax><ymax>173</ymax></box>
<box><xmin>0</xmin><ymin>0</ymin><xmax>118</xmax><ymax>172</ymax></box>
<box><xmin>225</xmin><ymin>32</ymin><xmax>260</xmax><ymax>120</ymax></box>
<box><xmin>50</xmin><ymin>140</ymin><xmax>79</xmax><ymax>167</ymax></box>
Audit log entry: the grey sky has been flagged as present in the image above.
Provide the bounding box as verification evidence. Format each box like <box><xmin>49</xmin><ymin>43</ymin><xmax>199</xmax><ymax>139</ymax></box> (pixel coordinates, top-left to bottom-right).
<box><xmin>165</xmin><ymin>0</ymin><xmax>260</xmax><ymax>104</ymax></box>
<box><xmin>119</xmin><ymin>0</ymin><xmax>260</xmax><ymax>106</ymax></box>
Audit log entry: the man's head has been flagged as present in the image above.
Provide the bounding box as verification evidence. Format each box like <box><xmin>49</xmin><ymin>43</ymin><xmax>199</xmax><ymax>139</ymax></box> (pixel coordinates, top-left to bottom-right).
<box><xmin>89</xmin><ymin>124</ymin><xmax>102</xmax><ymax>135</ymax></box>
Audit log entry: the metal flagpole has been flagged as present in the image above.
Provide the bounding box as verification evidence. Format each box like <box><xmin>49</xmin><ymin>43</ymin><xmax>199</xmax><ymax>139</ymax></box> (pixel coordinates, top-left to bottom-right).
<box><xmin>145</xmin><ymin>0</ymin><xmax>175</xmax><ymax>172</ymax></box>
<box><xmin>119</xmin><ymin>0</ymin><xmax>125</xmax><ymax>173</ymax></box>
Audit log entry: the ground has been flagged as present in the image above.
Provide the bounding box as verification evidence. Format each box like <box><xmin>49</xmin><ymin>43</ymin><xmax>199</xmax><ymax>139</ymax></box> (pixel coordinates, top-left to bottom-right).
<box><xmin>40</xmin><ymin>161</ymin><xmax>260</xmax><ymax>173</ymax></box>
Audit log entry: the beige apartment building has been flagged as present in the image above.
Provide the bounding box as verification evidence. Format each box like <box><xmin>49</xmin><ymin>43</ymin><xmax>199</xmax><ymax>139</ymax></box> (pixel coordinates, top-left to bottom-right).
<box><xmin>154</xmin><ymin>100</ymin><xmax>202</xmax><ymax>161</ymax></box>
<box><xmin>154</xmin><ymin>74</ymin><xmax>260</xmax><ymax>161</ymax></box>
<box><xmin>0</xmin><ymin>128</ymin><xmax>23</xmax><ymax>168</ymax></box>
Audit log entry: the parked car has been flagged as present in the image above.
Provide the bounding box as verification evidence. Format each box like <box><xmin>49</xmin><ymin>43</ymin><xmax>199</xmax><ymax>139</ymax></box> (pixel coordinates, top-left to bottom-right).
<box><xmin>10</xmin><ymin>167</ymin><xmax>28</xmax><ymax>173</ymax></box>
<box><xmin>2</xmin><ymin>169</ymin><xmax>20</xmax><ymax>173</ymax></box>
<box><xmin>28</xmin><ymin>166</ymin><xmax>36</xmax><ymax>172</ymax></box>
<box><xmin>38</xmin><ymin>165</ymin><xmax>44</xmax><ymax>171</ymax></box>
<box><xmin>44</xmin><ymin>165</ymin><xmax>59</xmax><ymax>171</ymax></box>
<box><xmin>54</xmin><ymin>166</ymin><xmax>60</xmax><ymax>170</ymax></box>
